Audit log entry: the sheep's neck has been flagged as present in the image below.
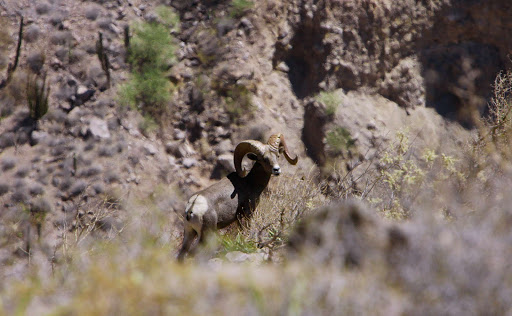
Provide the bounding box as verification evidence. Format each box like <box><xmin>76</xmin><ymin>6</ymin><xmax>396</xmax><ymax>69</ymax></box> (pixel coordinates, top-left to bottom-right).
<box><xmin>245</xmin><ymin>162</ymin><xmax>271</xmax><ymax>193</ymax></box>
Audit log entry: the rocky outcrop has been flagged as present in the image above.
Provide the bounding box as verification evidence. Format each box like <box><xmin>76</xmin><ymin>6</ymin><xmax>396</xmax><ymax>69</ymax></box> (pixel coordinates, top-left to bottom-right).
<box><xmin>268</xmin><ymin>0</ymin><xmax>512</xmax><ymax>124</ymax></box>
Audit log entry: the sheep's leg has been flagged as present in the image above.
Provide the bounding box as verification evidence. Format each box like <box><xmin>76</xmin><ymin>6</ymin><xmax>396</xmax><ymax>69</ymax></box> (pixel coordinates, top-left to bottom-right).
<box><xmin>199</xmin><ymin>212</ymin><xmax>218</xmax><ymax>243</ymax></box>
<box><xmin>177</xmin><ymin>226</ymin><xmax>197</xmax><ymax>262</ymax></box>
<box><xmin>198</xmin><ymin>229</ymin><xmax>208</xmax><ymax>244</ymax></box>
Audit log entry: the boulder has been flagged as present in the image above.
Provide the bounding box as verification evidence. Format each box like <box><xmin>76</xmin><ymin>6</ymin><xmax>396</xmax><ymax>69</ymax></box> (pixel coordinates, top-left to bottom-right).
<box><xmin>88</xmin><ymin>118</ymin><xmax>110</xmax><ymax>139</ymax></box>
<box><xmin>75</xmin><ymin>85</ymin><xmax>95</xmax><ymax>105</ymax></box>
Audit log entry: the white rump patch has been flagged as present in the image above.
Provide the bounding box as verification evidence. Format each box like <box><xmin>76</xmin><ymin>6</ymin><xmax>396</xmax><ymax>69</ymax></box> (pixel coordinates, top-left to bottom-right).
<box><xmin>186</xmin><ymin>194</ymin><xmax>209</xmax><ymax>217</ymax></box>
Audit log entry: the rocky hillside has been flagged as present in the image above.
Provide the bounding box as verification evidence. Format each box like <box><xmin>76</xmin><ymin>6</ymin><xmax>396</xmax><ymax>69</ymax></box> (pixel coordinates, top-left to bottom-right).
<box><xmin>2</xmin><ymin>0</ymin><xmax>512</xmax><ymax>314</ymax></box>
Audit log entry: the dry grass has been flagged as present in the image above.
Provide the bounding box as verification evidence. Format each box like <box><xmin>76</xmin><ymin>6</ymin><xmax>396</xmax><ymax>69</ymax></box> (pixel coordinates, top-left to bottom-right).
<box><xmin>242</xmin><ymin>173</ymin><xmax>325</xmax><ymax>255</ymax></box>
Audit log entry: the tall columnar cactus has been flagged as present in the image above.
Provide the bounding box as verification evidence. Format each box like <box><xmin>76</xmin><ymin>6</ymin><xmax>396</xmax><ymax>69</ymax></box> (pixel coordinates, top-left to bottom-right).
<box><xmin>124</xmin><ymin>25</ymin><xmax>131</xmax><ymax>67</ymax></box>
<box><xmin>12</xmin><ymin>16</ymin><xmax>23</xmax><ymax>73</ymax></box>
<box><xmin>124</xmin><ymin>25</ymin><xmax>130</xmax><ymax>50</ymax></box>
<box><xmin>96</xmin><ymin>32</ymin><xmax>111</xmax><ymax>88</ymax></box>
<box><xmin>26</xmin><ymin>72</ymin><xmax>50</xmax><ymax>121</ymax></box>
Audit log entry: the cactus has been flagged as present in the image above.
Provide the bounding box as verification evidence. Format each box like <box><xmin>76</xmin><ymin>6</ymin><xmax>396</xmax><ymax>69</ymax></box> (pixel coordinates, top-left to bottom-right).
<box><xmin>124</xmin><ymin>25</ymin><xmax>131</xmax><ymax>66</ymax></box>
<box><xmin>26</xmin><ymin>72</ymin><xmax>50</xmax><ymax>121</ymax></box>
<box><xmin>124</xmin><ymin>25</ymin><xmax>130</xmax><ymax>50</ymax></box>
<box><xmin>96</xmin><ymin>32</ymin><xmax>111</xmax><ymax>88</ymax></box>
<box><xmin>12</xmin><ymin>16</ymin><xmax>23</xmax><ymax>73</ymax></box>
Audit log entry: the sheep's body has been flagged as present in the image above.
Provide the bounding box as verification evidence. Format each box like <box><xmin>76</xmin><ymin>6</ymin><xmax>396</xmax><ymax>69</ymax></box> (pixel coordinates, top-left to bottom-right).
<box><xmin>177</xmin><ymin>134</ymin><xmax>297</xmax><ymax>261</ymax></box>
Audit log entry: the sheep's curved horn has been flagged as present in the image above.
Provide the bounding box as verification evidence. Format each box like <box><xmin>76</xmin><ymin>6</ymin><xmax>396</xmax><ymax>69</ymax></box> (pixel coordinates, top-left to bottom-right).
<box><xmin>268</xmin><ymin>134</ymin><xmax>298</xmax><ymax>165</ymax></box>
<box><xmin>234</xmin><ymin>140</ymin><xmax>266</xmax><ymax>177</ymax></box>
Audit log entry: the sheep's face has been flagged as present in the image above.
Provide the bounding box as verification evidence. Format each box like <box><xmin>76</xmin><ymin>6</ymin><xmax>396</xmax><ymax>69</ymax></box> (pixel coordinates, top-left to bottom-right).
<box><xmin>249</xmin><ymin>148</ymin><xmax>281</xmax><ymax>176</ymax></box>
<box><xmin>235</xmin><ymin>135</ymin><xmax>297</xmax><ymax>178</ymax></box>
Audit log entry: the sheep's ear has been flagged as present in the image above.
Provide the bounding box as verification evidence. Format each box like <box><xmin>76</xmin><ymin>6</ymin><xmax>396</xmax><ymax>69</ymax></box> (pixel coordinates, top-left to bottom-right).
<box><xmin>247</xmin><ymin>153</ymin><xmax>258</xmax><ymax>160</ymax></box>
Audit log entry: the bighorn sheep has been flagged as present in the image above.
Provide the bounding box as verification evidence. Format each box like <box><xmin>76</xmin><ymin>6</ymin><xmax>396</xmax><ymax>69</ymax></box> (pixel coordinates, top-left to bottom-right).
<box><xmin>177</xmin><ymin>133</ymin><xmax>298</xmax><ymax>261</ymax></box>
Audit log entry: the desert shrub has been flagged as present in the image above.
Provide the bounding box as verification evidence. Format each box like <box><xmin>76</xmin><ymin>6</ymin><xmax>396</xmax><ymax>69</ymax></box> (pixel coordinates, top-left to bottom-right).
<box><xmin>325</xmin><ymin>126</ymin><xmax>355</xmax><ymax>155</ymax></box>
<box><xmin>54</xmin><ymin>47</ymin><xmax>68</xmax><ymax>62</ymax></box>
<box><xmin>197</xmin><ymin>42</ymin><xmax>221</xmax><ymax>67</ymax></box>
<box><xmin>50</xmin><ymin>13</ymin><xmax>65</xmax><ymax>26</ymax></box>
<box><xmin>223</xmin><ymin>84</ymin><xmax>253</xmax><ymax>121</ymax></box>
<box><xmin>0</xmin><ymin>95</ymin><xmax>15</xmax><ymax>118</ymax></box>
<box><xmin>68</xmin><ymin>47</ymin><xmax>85</xmax><ymax>64</ymax></box>
<box><xmin>92</xmin><ymin>183</ymin><xmax>105</xmax><ymax>194</ymax></box>
<box><xmin>0</xmin><ymin>182</ymin><xmax>8</xmax><ymax>195</ymax></box>
<box><xmin>119</xmin><ymin>69</ymin><xmax>171</xmax><ymax>115</ymax></box>
<box><xmin>138</xmin><ymin>114</ymin><xmax>159</xmax><ymax>136</ymax></box>
<box><xmin>58</xmin><ymin>177</ymin><xmax>73</xmax><ymax>191</ymax></box>
<box><xmin>104</xmin><ymin>170</ymin><xmax>120</xmax><ymax>184</ymax></box>
<box><xmin>27</xmin><ymin>52</ymin><xmax>45</xmax><ymax>73</ymax></box>
<box><xmin>85</xmin><ymin>5</ymin><xmax>102</xmax><ymax>21</ymax></box>
<box><xmin>50</xmin><ymin>31</ymin><xmax>72</xmax><ymax>46</ymax></box>
<box><xmin>5</xmin><ymin>71</ymin><xmax>27</xmax><ymax>103</ymax></box>
<box><xmin>24</xmin><ymin>24</ymin><xmax>40</xmax><ymax>43</ymax></box>
<box><xmin>0</xmin><ymin>132</ymin><xmax>15</xmax><ymax>149</ymax></box>
<box><xmin>98</xmin><ymin>145</ymin><xmax>116</xmax><ymax>157</ymax></box>
<box><xmin>365</xmin><ymin>129</ymin><xmax>464</xmax><ymax>219</ymax></box>
<box><xmin>35</xmin><ymin>2</ymin><xmax>51</xmax><ymax>15</ymax></box>
<box><xmin>238</xmin><ymin>174</ymin><xmax>324</xmax><ymax>256</ymax></box>
<box><xmin>474</xmin><ymin>70</ymin><xmax>512</xmax><ymax>167</ymax></box>
<box><xmin>1</xmin><ymin>156</ymin><xmax>16</xmax><ymax>171</ymax></box>
<box><xmin>127</xmin><ymin>22</ymin><xmax>176</xmax><ymax>71</ymax></box>
<box><xmin>220</xmin><ymin>233</ymin><xmax>258</xmax><ymax>254</ymax></box>
<box><xmin>31</xmin><ymin>197</ymin><xmax>52</xmax><ymax>216</ymax></box>
<box><xmin>69</xmin><ymin>180</ymin><xmax>87</xmax><ymax>198</ymax></box>
<box><xmin>155</xmin><ymin>5</ymin><xmax>180</xmax><ymax>31</ymax></box>
<box><xmin>11</xmin><ymin>189</ymin><xmax>29</xmax><ymax>203</ymax></box>
<box><xmin>15</xmin><ymin>166</ymin><xmax>30</xmax><ymax>178</ymax></box>
<box><xmin>119</xmin><ymin>20</ymin><xmax>176</xmax><ymax>119</ymax></box>
<box><xmin>316</xmin><ymin>91</ymin><xmax>340</xmax><ymax>116</ymax></box>
<box><xmin>97</xmin><ymin>18</ymin><xmax>112</xmax><ymax>31</ymax></box>
<box><xmin>320</xmin><ymin>126</ymin><xmax>466</xmax><ymax>220</ymax></box>
<box><xmin>229</xmin><ymin>0</ymin><xmax>254</xmax><ymax>18</ymax></box>
<box><xmin>79</xmin><ymin>165</ymin><xmax>103</xmax><ymax>178</ymax></box>
<box><xmin>28</xmin><ymin>183</ymin><xmax>44</xmax><ymax>196</ymax></box>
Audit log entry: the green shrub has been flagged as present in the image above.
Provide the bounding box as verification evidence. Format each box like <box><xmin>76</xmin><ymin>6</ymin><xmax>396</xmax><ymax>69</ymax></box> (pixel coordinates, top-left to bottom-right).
<box><xmin>119</xmin><ymin>20</ymin><xmax>176</xmax><ymax>118</ymax></box>
<box><xmin>128</xmin><ymin>22</ymin><xmax>176</xmax><ymax>73</ymax></box>
<box><xmin>221</xmin><ymin>233</ymin><xmax>258</xmax><ymax>254</ymax></box>
<box><xmin>139</xmin><ymin>113</ymin><xmax>159</xmax><ymax>136</ymax></box>
<box><xmin>155</xmin><ymin>5</ymin><xmax>180</xmax><ymax>31</ymax></box>
<box><xmin>224</xmin><ymin>84</ymin><xmax>253</xmax><ymax>121</ymax></box>
<box><xmin>229</xmin><ymin>0</ymin><xmax>254</xmax><ymax>18</ymax></box>
<box><xmin>369</xmin><ymin>129</ymin><xmax>465</xmax><ymax>219</ymax></box>
<box><xmin>316</xmin><ymin>91</ymin><xmax>340</xmax><ymax>116</ymax></box>
<box><xmin>119</xmin><ymin>68</ymin><xmax>172</xmax><ymax>115</ymax></box>
<box><xmin>325</xmin><ymin>126</ymin><xmax>354</xmax><ymax>155</ymax></box>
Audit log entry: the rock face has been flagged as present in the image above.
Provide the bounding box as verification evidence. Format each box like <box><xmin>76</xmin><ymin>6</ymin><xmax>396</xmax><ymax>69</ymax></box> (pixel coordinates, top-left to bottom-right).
<box><xmin>266</xmin><ymin>0</ymin><xmax>512</xmax><ymax>122</ymax></box>
<box><xmin>302</xmin><ymin>99</ymin><xmax>331</xmax><ymax>166</ymax></box>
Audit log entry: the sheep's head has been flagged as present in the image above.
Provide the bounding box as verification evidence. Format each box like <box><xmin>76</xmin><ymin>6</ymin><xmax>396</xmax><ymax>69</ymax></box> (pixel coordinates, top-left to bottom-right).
<box><xmin>234</xmin><ymin>133</ymin><xmax>298</xmax><ymax>177</ymax></box>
